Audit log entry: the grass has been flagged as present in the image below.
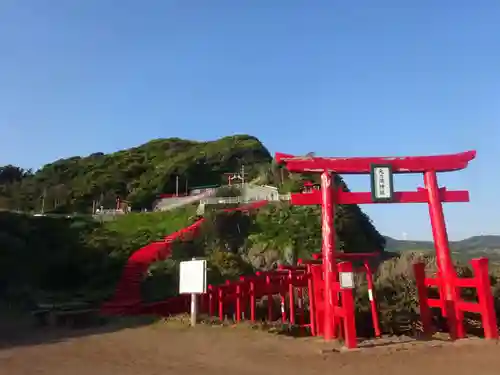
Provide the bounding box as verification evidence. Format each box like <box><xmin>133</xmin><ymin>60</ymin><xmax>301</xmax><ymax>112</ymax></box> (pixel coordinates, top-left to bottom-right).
<box><xmin>103</xmin><ymin>206</ymin><xmax>197</xmax><ymax>237</ymax></box>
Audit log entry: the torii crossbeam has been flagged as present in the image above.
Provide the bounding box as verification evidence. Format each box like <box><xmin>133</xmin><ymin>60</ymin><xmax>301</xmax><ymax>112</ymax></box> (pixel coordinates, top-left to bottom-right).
<box><xmin>275</xmin><ymin>150</ymin><xmax>476</xmax><ymax>174</ymax></box>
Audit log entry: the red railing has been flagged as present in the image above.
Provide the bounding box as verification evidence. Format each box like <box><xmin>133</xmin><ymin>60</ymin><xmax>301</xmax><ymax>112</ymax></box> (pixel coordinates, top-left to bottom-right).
<box><xmin>413</xmin><ymin>257</ymin><xmax>498</xmax><ymax>339</ymax></box>
<box><xmin>204</xmin><ymin>268</ymin><xmax>309</xmax><ymax>325</ymax></box>
<box><xmin>200</xmin><ymin>252</ymin><xmax>384</xmax><ymax>349</ymax></box>
<box><xmin>303</xmin><ymin>252</ymin><xmax>381</xmax><ymax>338</ymax></box>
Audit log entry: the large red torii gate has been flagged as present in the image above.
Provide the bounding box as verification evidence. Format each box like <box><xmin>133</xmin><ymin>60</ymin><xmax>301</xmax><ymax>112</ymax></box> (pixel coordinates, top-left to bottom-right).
<box><xmin>276</xmin><ymin>150</ymin><xmax>498</xmax><ymax>343</ymax></box>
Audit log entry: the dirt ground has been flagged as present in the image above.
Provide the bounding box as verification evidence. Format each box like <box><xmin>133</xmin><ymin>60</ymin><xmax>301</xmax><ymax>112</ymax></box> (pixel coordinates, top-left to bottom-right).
<box><xmin>1</xmin><ymin>317</ymin><xmax>500</xmax><ymax>375</ymax></box>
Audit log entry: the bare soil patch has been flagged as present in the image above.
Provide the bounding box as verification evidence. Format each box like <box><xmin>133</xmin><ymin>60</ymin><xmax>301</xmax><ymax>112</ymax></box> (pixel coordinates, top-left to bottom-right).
<box><xmin>1</xmin><ymin>317</ymin><xmax>499</xmax><ymax>375</ymax></box>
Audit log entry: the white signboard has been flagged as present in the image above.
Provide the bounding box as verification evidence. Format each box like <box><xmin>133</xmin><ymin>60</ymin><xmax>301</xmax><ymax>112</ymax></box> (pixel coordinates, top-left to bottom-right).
<box><xmin>370</xmin><ymin>164</ymin><xmax>394</xmax><ymax>202</ymax></box>
<box><xmin>179</xmin><ymin>259</ymin><xmax>207</xmax><ymax>294</ymax></box>
<box><xmin>339</xmin><ymin>271</ymin><xmax>355</xmax><ymax>289</ymax></box>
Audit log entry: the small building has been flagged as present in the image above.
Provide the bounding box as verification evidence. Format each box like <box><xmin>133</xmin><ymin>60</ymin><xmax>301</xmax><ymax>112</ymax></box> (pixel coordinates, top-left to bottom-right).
<box><xmin>189</xmin><ymin>184</ymin><xmax>219</xmax><ymax>196</ymax></box>
<box><xmin>242</xmin><ymin>184</ymin><xmax>279</xmax><ymax>201</ymax></box>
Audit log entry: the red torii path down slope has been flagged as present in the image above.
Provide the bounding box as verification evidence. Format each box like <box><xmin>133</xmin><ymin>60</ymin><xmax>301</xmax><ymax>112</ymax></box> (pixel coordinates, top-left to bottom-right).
<box><xmin>101</xmin><ymin>200</ymin><xmax>269</xmax><ymax>314</ymax></box>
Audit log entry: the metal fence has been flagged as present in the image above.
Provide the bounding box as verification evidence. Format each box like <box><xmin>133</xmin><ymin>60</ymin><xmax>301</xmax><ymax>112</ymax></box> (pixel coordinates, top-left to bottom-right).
<box><xmin>199</xmin><ymin>194</ymin><xmax>291</xmax><ymax>205</ymax></box>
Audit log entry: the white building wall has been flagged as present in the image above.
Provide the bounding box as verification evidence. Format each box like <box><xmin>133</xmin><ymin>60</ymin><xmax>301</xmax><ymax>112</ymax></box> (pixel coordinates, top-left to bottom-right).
<box><xmin>242</xmin><ymin>185</ymin><xmax>279</xmax><ymax>201</ymax></box>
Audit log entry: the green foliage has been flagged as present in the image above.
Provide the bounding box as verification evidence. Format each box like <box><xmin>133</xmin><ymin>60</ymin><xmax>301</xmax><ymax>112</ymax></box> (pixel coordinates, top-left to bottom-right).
<box><xmin>0</xmin><ymin>165</ymin><xmax>31</xmax><ymax>185</ymax></box>
<box><xmin>94</xmin><ymin>208</ymin><xmax>196</xmax><ymax>256</ymax></box>
<box><xmin>0</xmin><ymin>207</ymin><xmax>198</xmax><ymax>304</ymax></box>
<box><xmin>249</xmin><ymin>201</ymin><xmax>385</xmax><ymax>266</ymax></box>
<box><xmin>249</xmin><ymin>203</ymin><xmax>320</xmax><ymax>265</ymax></box>
<box><xmin>0</xmin><ymin>135</ymin><xmax>272</xmax><ymax>212</ymax></box>
<box><xmin>141</xmin><ymin>260</ymin><xmax>179</xmax><ymax>302</ymax></box>
<box><xmin>141</xmin><ymin>210</ymin><xmax>255</xmax><ymax>302</ymax></box>
<box><xmin>0</xmin><ymin>134</ymin><xmax>388</xmax><ymax>315</ymax></box>
<box><xmin>207</xmin><ymin>250</ymin><xmax>255</xmax><ymax>284</ymax></box>
<box><xmin>0</xmin><ymin>212</ymin><xmax>122</xmax><ymax>305</ymax></box>
<box><xmin>353</xmin><ymin>252</ymin><xmax>500</xmax><ymax>335</ymax></box>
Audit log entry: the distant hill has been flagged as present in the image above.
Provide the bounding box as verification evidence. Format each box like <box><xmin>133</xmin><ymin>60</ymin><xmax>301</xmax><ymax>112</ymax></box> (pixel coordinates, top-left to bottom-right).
<box><xmin>385</xmin><ymin>235</ymin><xmax>500</xmax><ymax>262</ymax></box>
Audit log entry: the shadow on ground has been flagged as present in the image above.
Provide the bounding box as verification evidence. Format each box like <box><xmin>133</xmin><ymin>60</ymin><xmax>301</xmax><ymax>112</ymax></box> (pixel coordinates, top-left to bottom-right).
<box><xmin>0</xmin><ymin>312</ymin><xmax>160</xmax><ymax>350</ymax></box>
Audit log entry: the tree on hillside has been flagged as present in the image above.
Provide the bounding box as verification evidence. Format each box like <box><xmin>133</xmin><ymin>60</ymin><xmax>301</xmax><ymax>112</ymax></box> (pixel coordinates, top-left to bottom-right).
<box><xmin>0</xmin><ymin>165</ymin><xmax>32</xmax><ymax>184</ymax></box>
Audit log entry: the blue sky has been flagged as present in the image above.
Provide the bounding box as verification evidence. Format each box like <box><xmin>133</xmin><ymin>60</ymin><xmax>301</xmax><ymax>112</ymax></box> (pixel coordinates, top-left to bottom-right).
<box><xmin>1</xmin><ymin>0</ymin><xmax>499</xmax><ymax>240</ymax></box>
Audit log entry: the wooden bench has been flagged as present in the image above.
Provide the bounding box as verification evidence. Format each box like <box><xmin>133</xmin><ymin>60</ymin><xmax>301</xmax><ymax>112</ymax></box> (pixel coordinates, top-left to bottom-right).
<box><xmin>32</xmin><ymin>303</ymin><xmax>100</xmax><ymax>328</ymax></box>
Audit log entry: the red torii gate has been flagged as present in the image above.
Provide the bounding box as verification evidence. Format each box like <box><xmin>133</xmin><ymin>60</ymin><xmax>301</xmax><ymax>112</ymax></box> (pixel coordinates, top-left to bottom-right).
<box><xmin>276</xmin><ymin>150</ymin><xmax>498</xmax><ymax>342</ymax></box>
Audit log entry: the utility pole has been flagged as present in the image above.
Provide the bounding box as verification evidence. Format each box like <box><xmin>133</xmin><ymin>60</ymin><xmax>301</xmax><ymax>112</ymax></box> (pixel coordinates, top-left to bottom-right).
<box><xmin>176</xmin><ymin>175</ymin><xmax>179</xmax><ymax>196</ymax></box>
<box><xmin>41</xmin><ymin>188</ymin><xmax>46</xmax><ymax>214</ymax></box>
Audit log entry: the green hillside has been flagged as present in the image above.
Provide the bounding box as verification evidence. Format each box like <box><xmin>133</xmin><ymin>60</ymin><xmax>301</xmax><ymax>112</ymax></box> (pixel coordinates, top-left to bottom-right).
<box><xmin>0</xmin><ymin>134</ymin><xmax>272</xmax><ymax>212</ymax></box>
<box><xmin>0</xmin><ymin>134</ymin><xmax>388</xmax><ymax>306</ymax></box>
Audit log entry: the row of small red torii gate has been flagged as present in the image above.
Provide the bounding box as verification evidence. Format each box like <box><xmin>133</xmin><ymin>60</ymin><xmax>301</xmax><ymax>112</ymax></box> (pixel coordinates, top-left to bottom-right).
<box><xmin>201</xmin><ymin>150</ymin><xmax>498</xmax><ymax>349</ymax></box>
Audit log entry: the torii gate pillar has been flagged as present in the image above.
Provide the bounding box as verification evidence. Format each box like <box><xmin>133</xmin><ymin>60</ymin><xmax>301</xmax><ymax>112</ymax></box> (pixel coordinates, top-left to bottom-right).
<box><xmin>320</xmin><ymin>171</ymin><xmax>336</xmax><ymax>340</ymax></box>
<box><xmin>424</xmin><ymin>170</ymin><xmax>463</xmax><ymax>337</ymax></box>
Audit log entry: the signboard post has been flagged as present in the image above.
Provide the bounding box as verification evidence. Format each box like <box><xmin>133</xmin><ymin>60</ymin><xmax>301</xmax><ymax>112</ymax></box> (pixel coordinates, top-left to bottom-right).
<box><xmin>179</xmin><ymin>258</ymin><xmax>207</xmax><ymax>327</ymax></box>
<box><xmin>370</xmin><ymin>164</ymin><xmax>395</xmax><ymax>203</ymax></box>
